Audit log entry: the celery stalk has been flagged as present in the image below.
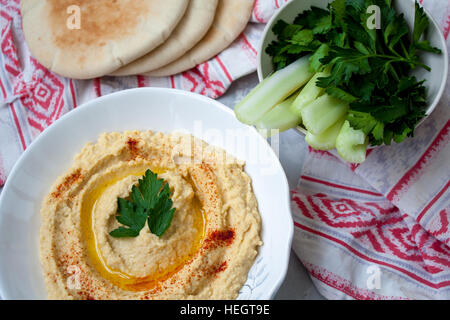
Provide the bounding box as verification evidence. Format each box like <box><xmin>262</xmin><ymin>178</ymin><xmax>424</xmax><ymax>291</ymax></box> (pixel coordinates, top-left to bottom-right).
<box><xmin>336</xmin><ymin>121</ymin><xmax>368</xmax><ymax>164</ymax></box>
<box><xmin>290</xmin><ymin>71</ymin><xmax>328</xmax><ymax>116</ymax></box>
<box><xmin>301</xmin><ymin>94</ymin><xmax>349</xmax><ymax>135</ymax></box>
<box><xmin>305</xmin><ymin>118</ymin><xmax>344</xmax><ymax>150</ymax></box>
<box><xmin>255</xmin><ymin>93</ymin><xmax>301</xmax><ymax>136</ymax></box>
<box><xmin>234</xmin><ymin>56</ymin><xmax>313</xmax><ymax>125</ymax></box>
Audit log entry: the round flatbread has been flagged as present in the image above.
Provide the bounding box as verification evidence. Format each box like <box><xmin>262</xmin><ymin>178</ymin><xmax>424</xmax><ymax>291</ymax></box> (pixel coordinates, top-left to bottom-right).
<box><xmin>145</xmin><ymin>0</ymin><xmax>255</xmax><ymax>77</ymax></box>
<box><xmin>111</xmin><ymin>0</ymin><xmax>219</xmax><ymax>76</ymax></box>
<box><xmin>20</xmin><ymin>0</ymin><xmax>189</xmax><ymax>79</ymax></box>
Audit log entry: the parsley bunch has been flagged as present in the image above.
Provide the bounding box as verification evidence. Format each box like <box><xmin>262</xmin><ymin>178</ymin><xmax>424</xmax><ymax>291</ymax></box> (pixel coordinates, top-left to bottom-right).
<box><xmin>109</xmin><ymin>170</ymin><xmax>176</xmax><ymax>238</ymax></box>
<box><xmin>266</xmin><ymin>0</ymin><xmax>441</xmax><ymax>145</ymax></box>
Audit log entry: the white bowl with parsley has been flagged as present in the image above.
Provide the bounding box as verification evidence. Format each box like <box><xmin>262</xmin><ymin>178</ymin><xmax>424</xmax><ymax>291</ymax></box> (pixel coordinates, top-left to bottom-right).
<box><xmin>235</xmin><ymin>0</ymin><xmax>448</xmax><ymax>164</ymax></box>
<box><xmin>0</xmin><ymin>88</ymin><xmax>293</xmax><ymax>299</ymax></box>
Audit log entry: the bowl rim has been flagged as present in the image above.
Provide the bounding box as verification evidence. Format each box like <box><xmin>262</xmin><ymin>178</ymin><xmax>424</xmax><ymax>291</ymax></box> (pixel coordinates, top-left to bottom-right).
<box><xmin>0</xmin><ymin>87</ymin><xmax>294</xmax><ymax>300</ymax></box>
<box><xmin>257</xmin><ymin>0</ymin><xmax>449</xmax><ymax>136</ymax></box>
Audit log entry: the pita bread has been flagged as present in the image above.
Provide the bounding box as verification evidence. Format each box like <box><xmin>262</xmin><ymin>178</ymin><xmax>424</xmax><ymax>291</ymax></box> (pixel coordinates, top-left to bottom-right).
<box><xmin>20</xmin><ymin>0</ymin><xmax>189</xmax><ymax>79</ymax></box>
<box><xmin>111</xmin><ymin>0</ymin><xmax>219</xmax><ymax>76</ymax></box>
<box><xmin>145</xmin><ymin>0</ymin><xmax>255</xmax><ymax>77</ymax></box>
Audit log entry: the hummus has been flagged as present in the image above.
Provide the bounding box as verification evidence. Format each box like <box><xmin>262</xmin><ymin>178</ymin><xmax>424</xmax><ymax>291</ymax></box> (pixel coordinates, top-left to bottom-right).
<box><xmin>40</xmin><ymin>131</ymin><xmax>262</xmax><ymax>300</ymax></box>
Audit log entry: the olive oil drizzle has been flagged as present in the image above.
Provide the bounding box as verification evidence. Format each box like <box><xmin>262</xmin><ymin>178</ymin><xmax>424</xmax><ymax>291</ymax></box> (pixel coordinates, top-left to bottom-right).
<box><xmin>80</xmin><ymin>169</ymin><xmax>205</xmax><ymax>292</ymax></box>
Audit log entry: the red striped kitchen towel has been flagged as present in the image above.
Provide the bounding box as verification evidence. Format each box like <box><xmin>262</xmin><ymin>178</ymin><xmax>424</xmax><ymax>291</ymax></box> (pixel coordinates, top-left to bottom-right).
<box><xmin>0</xmin><ymin>0</ymin><xmax>290</xmax><ymax>187</ymax></box>
<box><xmin>291</xmin><ymin>0</ymin><xmax>450</xmax><ymax>299</ymax></box>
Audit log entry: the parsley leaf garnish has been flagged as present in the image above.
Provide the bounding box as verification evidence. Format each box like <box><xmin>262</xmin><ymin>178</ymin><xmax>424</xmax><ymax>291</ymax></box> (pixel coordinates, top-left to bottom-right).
<box><xmin>109</xmin><ymin>170</ymin><xmax>176</xmax><ymax>238</ymax></box>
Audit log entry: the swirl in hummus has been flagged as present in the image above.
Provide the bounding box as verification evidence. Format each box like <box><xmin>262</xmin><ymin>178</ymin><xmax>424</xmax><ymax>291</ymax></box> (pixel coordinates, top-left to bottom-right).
<box><xmin>40</xmin><ymin>131</ymin><xmax>262</xmax><ymax>300</ymax></box>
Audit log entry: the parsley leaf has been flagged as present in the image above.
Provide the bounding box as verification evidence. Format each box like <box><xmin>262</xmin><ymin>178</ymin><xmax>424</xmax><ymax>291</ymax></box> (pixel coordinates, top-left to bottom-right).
<box><xmin>309</xmin><ymin>43</ymin><xmax>329</xmax><ymax>72</ymax></box>
<box><xmin>317</xmin><ymin>46</ymin><xmax>372</xmax><ymax>87</ymax></box>
<box><xmin>289</xmin><ymin>29</ymin><xmax>314</xmax><ymax>46</ymax></box>
<box><xmin>147</xmin><ymin>183</ymin><xmax>176</xmax><ymax>237</ymax></box>
<box><xmin>294</xmin><ymin>6</ymin><xmax>330</xmax><ymax>29</ymax></box>
<box><xmin>412</xmin><ymin>2</ymin><xmax>430</xmax><ymax>43</ymax></box>
<box><xmin>109</xmin><ymin>170</ymin><xmax>176</xmax><ymax>238</ymax></box>
<box><xmin>109</xmin><ymin>199</ymin><xmax>147</xmax><ymax>238</ymax></box>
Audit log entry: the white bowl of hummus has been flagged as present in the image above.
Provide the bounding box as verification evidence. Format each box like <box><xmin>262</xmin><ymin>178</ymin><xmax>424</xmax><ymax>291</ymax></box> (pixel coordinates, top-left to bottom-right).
<box><xmin>0</xmin><ymin>88</ymin><xmax>293</xmax><ymax>300</ymax></box>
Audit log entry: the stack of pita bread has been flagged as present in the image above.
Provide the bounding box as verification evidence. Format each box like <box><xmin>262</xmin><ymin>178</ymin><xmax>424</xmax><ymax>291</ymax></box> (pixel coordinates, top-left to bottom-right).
<box><xmin>20</xmin><ymin>0</ymin><xmax>255</xmax><ymax>79</ymax></box>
